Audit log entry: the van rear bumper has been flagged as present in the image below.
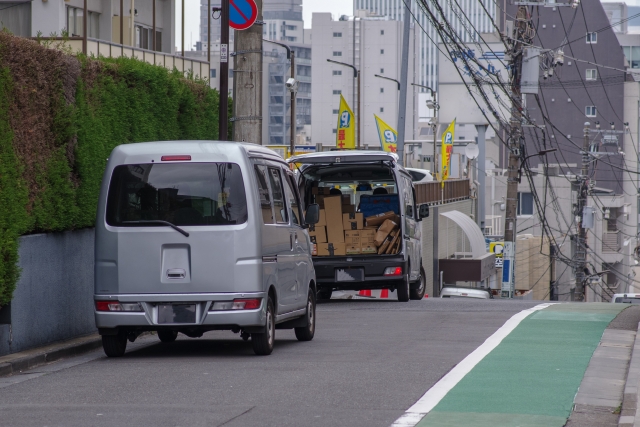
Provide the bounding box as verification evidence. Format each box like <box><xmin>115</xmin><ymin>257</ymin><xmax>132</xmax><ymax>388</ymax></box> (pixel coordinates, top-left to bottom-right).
<box><xmin>94</xmin><ymin>292</ymin><xmax>266</xmax><ymax>330</ymax></box>
<box><xmin>312</xmin><ymin>255</ymin><xmax>409</xmax><ymax>290</ymax></box>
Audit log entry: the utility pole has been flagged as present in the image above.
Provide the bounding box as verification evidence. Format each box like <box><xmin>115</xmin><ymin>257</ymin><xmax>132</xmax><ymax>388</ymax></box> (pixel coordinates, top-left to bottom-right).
<box><xmin>502</xmin><ymin>6</ymin><xmax>531</xmax><ymax>298</ymax></box>
<box><xmin>289</xmin><ymin>50</ymin><xmax>296</xmax><ymax>156</ymax></box>
<box><xmin>232</xmin><ymin>0</ymin><xmax>263</xmax><ymax>143</ymax></box>
<box><xmin>207</xmin><ymin>0</ymin><xmax>210</xmax><ymax>63</ymax></box>
<box><xmin>573</xmin><ymin>123</ymin><xmax>590</xmax><ymax>301</ymax></box>
<box><xmin>218</xmin><ymin>0</ymin><xmax>229</xmax><ymax>140</ymax></box>
<box><xmin>396</xmin><ymin>0</ymin><xmax>412</xmax><ymax>166</ymax></box>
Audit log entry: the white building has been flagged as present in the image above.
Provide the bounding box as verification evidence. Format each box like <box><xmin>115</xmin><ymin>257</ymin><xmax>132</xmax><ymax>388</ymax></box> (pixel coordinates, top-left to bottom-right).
<box><xmin>354</xmin><ymin>0</ymin><xmax>498</xmax><ymax>92</ymax></box>
<box><xmin>311</xmin><ymin>12</ymin><xmax>416</xmax><ymax>147</ymax></box>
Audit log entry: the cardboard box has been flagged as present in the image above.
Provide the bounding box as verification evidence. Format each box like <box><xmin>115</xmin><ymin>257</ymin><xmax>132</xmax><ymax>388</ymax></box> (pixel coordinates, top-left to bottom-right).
<box><xmin>361</xmin><ymin>244</ymin><xmax>377</xmax><ymax>254</ymax></box>
<box><xmin>317</xmin><ymin>242</ymin><xmax>346</xmax><ymax>256</ymax></box>
<box><xmin>346</xmin><ymin>244</ymin><xmax>361</xmax><ymax>255</ymax></box>
<box><xmin>360</xmin><ymin>229</ymin><xmax>375</xmax><ymax>245</ymax></box>
<box><xmin>344</xmin><ymin>230</ymin><xmax>361</xmax><ymax>245</ymax></box>
<box><xmin>311</xmin><ymin>243</ymin><xmax>317</xmax><ymax>256</ymax></box>
<box><xmin>374</xmin><ymin>219</ymin><xmax>398</xmax><ymax>246</ymax></box>
<box><xmin>343</xmin><ymin>212</ymin><xmax>364</xmax><ymax>230</ymax></box>
<box><xmin>324</xmin><ymin>196</ymin><xmax>345</xmax><ymax>243</ymax></box>
<box><xmin>316</xmin><ymin>195</ymin><xmax>325</xmax><ymax>208</ymax></box>
<box><xmin>341</xmin><ymin>195</ymin><xmax>351</xmax><ymax>205</ymax></box>
<box><xmin>342</xmin><ymin>204</ymin><xmax>356</xmax><ymax>214</ymax></box>
<box><xmin>312</xmin><ymin>187</ymin><xmax>331</xmax><ymax>195</ymax></box>
<box><xmin>366</xmin><ymin>211</ymin><xmax>399</xmax><ymax>227</ymax></box>
<box><xmin>309</xmin><ymin>225</ymin><xmax>327</xmax><ymax>244</ymax></box>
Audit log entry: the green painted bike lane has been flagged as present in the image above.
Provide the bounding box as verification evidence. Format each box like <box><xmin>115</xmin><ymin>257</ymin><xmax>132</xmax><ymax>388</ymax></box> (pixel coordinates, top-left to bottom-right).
<box><xmin>417</xmin><ymin>303</ymin><xmax>627</xmax><ymax>427</ymax></box>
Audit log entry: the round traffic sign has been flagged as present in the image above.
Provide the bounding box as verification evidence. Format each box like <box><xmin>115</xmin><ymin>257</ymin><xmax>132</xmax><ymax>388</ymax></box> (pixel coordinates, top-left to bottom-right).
<box><xmin>229</xmin><ymin>0</ymin><xmax>258</xmax><ymax>30</ymax></box>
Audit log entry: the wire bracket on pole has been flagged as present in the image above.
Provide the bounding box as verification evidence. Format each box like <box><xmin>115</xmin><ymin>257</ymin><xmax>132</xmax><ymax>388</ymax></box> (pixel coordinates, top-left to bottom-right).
<box><xmin>230</xmin><ymin>116</ymin><xmax>263</xmax><ymax>122</ymax></box>
<box><xmin>231</xmin><ymin>49</ymin><xmax>263</xmax><ymax>56</ymax></box>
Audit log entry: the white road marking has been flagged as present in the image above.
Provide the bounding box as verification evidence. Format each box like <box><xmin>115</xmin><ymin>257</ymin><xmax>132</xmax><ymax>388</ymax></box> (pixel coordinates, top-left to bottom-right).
<box><xmin>390</xmin><ymin>303</ymin><xmax>556</xmax><ymax>427</ymax></box>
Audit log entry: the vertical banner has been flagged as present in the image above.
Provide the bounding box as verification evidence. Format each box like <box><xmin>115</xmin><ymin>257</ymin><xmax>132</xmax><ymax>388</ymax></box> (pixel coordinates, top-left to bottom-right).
<box><xmin>501</xmin><ymin>241</ymin><xmax>515</xmax><ymax>298</ymax></box>
<box><xmin>336</xmin><ymin>94</ymin><xmax>356</xmax><ymax>149</ymax></box>
<box><xmin>374</xmin><ymin>114</ymin><xmax>398</xmax><ymax>153</ymax></box>
<box><xmin>441</xmin><ymin>119</ymin><xmax>456</xmax><ymax>188</ymax></box>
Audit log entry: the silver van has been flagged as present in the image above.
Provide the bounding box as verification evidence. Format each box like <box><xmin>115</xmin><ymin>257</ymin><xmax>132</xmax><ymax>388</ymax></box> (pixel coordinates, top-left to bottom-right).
<box><xmin>94</xmin><ymin>141</ymin><xmax>319</xmax><ymax>357</ymax></box>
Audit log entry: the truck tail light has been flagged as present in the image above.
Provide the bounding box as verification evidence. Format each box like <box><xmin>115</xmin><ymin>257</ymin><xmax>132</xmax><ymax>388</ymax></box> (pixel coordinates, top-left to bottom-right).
<box><xmin>95</xmin><ymin>301</ymin><xmax>143</xmax><ymax>312</ymax></box>
<box><xmin>383</xmin><ymin>267</ymin><xmax>403</xmax><ymax>276</ymax></box>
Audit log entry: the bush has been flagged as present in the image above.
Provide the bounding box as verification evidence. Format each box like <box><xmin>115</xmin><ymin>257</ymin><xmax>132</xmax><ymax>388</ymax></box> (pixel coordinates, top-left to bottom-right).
<box><xmin>0</xmin><ymin>33</ymin><xmax>227</xmax><ymax>307</ymax></box>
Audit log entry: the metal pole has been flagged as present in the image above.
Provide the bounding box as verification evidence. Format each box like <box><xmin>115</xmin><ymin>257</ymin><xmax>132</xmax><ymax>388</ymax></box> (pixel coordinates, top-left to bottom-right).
<box><xmin>219</xmin><ymin>0</ymin><xmax>229</xmax><ymax>140</ymax></box>
<box><xmin>573</xmin><ymin>123</ymin><xmax>590</xmax><ymax>301</ymax></box>
<box><xmin>83</xmin><ymin>0</ymin><xmax>87</xmax><ymax>54</ymax></box>
<box><xmin>433</xmin><ymin>92</ymin><xmax>438</xmax><ymax>177</ymax></box>
<box><xmin>357</xmin><ymin>70</ymin><xmax>361</xmax><ymax>149</ymax></box>
<box><xmin>396</xmin><ymin>0</ymin><xmax>411</xmax><ymax>166</ymax></box>
<box><xmin>153</xmin><ymin>0</ymin><xmax>156</xmax><ymax>51</ymax></box>
<box><xmin>181</xmin><ymin>0</ymin><xmax>184</xmax><ymax>56</ymax></box>
<box><xmin>476</xmin><ymin>124</ymin><xmax>487</xmax><ymax>232</ymax></box>
<box><xmin>131</xmin><ymin>0</ymin><xmax>135</xmax><ymax>49</ymax></box>
<box><xmin>550</xmin><ymin>244</ymin><xmax>557</xmax><ymax>300</ymax></box>
<box><xmin>207</xmin><ymin>0</ymin><xmax>211</xmax><ymax>63</ymax></box>
<box><xmin>120</xmin><ymin>0</ymin><xmax>123</xmax><ymax>45</ymax></box>
<box><xmin>290</xmin><ymin>50</ymin><xmax>296</xmax><ymax>156</ymax></box>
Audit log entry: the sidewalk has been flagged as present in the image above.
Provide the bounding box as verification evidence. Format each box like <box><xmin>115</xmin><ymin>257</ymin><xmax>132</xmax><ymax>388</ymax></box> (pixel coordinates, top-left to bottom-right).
<box><xmin>412</xmin><ymin>303</ymin><xmax>634</xmax><ymax>427</ymax></box>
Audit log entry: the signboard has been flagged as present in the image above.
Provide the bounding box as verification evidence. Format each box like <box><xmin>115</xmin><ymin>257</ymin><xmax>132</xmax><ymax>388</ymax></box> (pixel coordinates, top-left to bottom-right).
<box><xmin>229</xmin><ymin>0</ymin><xmax>258</xmax><ymax>30</ymax></box>
<box><xmin>489</xmin><ymin>241</ymin><xmax>504</xmax><ymax>268</ymax></box>
<box><xmin>220</xmin><ymin>44</ymin><xmax>228</xmax><ymax>63</ymax></box>
<box><xmin>501</xmin><ymin>241</ymin><xmax>515</xmax><ymax>298</ymax></box>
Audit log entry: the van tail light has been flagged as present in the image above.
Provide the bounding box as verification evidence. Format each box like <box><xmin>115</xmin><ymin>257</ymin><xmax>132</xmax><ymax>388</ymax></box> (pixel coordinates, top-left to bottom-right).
<box><xmin>209</xmin><ymin>299</ymin><xmax>262</xmax><ymax>311</ymax></box>
<box><xmin>383</xmin><ymin>267</ymin><xmax>403</xmax><ymax>276</ymax></box>
<box><xmin>95</xmin><ymin>301</ymin><xmax>143</xmax><ymax>312</ymax></box>
<box><xmin>161</xmin><ymin>155</ymin><xmax>191</xmax><ymax>161</ymax></box>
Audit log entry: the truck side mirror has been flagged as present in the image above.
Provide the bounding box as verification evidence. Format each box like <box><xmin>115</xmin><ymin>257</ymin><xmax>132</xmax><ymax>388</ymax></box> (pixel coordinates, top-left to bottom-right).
<box><xmin>417</xmin><ymin>204</ymin><xmax>429</xmax><ymax>221</ymax></box>
<box><xmin>305</xmin><ymin>204</ymin><xmax>320</xmax><ymax>226</ymax></box>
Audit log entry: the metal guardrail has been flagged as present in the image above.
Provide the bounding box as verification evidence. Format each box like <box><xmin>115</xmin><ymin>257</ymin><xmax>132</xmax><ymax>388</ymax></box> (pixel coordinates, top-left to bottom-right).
<box><xmin>415</xmin><ymin>179</ymin><xmax>470</xmax><ymax>205</ymax></box>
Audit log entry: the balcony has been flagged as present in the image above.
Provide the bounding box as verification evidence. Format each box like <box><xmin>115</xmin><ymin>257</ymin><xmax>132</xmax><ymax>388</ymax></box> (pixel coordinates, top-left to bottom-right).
<box><xmin>415</xmin><ymin>180</ymin><xmax>470</xmax><ymax>205</ymax></box>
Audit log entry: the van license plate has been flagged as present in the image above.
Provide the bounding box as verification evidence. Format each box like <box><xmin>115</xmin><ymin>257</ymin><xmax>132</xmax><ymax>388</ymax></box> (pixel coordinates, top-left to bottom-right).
<box><xmin>335</xmin><ymin>268</ymin><xmax>364</xmax><ymax>282</ymax></box>
<box><xmin>158</xmin><ymin>304</ymin><xmax>196</xmax><ymax>324</ymax></box>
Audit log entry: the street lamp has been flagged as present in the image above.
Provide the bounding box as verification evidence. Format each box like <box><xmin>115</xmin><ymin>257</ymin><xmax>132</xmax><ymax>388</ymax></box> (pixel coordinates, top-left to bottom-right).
<box><xmin>374</xmin><ymin>74</ymin><xmax>400</xmax><ymax>90</ymax></box>
<box><xmin>327</xmin><ymin>59</ymin><xmax>360</xmax><ymax>148</ymax></box>
<box><xmin>517</xmin><ymin>148</ymin><xmax>558</xmax><ymax>183</ymax></box>
<box><xmin>265</xmin><ymin>40</ymin><xmax>296</xmax><ymax>157</ymax></box>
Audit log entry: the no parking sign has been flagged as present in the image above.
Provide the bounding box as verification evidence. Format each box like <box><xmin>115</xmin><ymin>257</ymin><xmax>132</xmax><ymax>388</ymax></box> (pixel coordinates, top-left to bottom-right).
<box><xmin>230</xmin><ymin>0</ymin><xmax>258</xmax><ymax>30</ymax></box>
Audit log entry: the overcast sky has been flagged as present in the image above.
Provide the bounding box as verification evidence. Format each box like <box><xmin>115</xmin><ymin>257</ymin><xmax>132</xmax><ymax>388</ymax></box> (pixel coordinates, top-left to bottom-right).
<box><xmin>175</xmin><ymin>0</ymin><xmax>353</xmax><ymax>49</ymax></box>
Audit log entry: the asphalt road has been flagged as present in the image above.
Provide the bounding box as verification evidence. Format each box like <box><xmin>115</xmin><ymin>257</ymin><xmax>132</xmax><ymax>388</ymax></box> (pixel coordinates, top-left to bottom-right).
<box><xmin>0</xmin><ymin>298</ymin><xmax>540</xmax><ymax>427</ymax></box>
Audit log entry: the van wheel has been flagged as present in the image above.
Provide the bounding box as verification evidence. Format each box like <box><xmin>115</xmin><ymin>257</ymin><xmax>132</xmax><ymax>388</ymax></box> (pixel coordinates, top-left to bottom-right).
<box><xmin>410</xmin><ymin>266</ymin><xmax>427</xmax><ymax>300</ymax></box>
<box><xmin>252</xmin><ymin>297</ymin><xmax>275</xmax><ymax>356</ymax></box>
<box><xmin>158</xmin><ymin>330</ymin><xmax>178</xmax><ymax>343</ymax></box>
<box><xmin>102</xmin><ymin>333</ymin><xmax>127</xmax><ymax>357</ymax></box>
<box><xmin>295</xmin><ymin>289</ymin><xmax>316</xmax><ymax>342</ymax></box>
<box><xmin>317</xmin><ymin>288</ymin><xmax>332</xmax><ymax>300</ymax></box>
<box><xmin>397</xmin><ymin>274</ymin><xmax>410</xmax><ymax>302</ymax></box>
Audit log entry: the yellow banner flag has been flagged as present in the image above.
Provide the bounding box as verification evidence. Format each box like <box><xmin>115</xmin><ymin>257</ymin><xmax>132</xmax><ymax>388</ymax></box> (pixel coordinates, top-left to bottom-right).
<box><xmin>336</xmin><ymin>94</ymin><xmax>356</xmax><ymax>149</ymax></box>
<box><xmin>441</xmin><ymin>119</ymin><xmax>456</xmax><ymax>188</ymax></box>
<box><xmin>374</xmin><ymin>114</ymin><xmax>398</xmax><ymax>153</ymax></box>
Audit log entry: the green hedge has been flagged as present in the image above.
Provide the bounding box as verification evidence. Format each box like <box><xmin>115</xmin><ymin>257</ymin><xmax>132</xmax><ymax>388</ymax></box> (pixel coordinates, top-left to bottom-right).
<box><xmin>0</xmin><ymin>33</ymin><xmax>230</xmax><ymax>307</ymax></box>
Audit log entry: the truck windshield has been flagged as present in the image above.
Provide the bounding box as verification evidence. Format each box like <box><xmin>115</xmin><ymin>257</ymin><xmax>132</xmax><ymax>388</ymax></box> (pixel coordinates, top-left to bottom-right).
<box><xmin>106</xmin><ymin>163</ymin><xmax>248</xmax><ymax>226</ymax></box>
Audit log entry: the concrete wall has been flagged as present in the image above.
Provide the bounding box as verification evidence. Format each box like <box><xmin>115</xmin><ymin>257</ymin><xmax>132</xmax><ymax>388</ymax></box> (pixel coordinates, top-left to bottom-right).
<box><xmin>0</xmin><ymin>229</ymin><xmax>95</xmax><ymax>356</ymax></box>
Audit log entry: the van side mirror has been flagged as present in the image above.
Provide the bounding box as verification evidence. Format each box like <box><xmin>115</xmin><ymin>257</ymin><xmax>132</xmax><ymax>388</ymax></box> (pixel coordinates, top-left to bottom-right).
<box><xmin>305</xmin><ymin>204</ymin><xmax>320</xmax><ymax>226</ymax></box>
<box><xmin>417</xmin><ymin>204</ymin><xmax>429</xmax><ymax>221</ymax></box>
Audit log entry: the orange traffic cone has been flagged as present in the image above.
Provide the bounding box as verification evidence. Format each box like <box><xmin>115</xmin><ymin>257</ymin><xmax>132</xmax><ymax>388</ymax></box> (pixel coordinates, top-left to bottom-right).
<box><xmin>424</xmin><ymin>294</ymin><xmax>429</xmax><ymax>298</ymax></box>
<box><xmin>380</xmin><ymin>289</ymin><xmax>389</xmax><ymax>298</ymax></box>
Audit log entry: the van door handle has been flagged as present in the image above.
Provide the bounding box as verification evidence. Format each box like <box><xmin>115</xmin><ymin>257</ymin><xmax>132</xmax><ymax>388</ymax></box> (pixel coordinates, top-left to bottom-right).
<box><xmin>290</xmin><ymin>234</ymin><xmax>294</xmax><ymax>250</ymax></box>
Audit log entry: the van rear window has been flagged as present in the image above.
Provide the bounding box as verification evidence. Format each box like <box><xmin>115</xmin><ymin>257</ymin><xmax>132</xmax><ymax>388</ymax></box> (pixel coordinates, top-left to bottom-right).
<box><xmin>106</xmin><ymin>163</ymin><xmax>247</xmax><ymax>226</ymax></box>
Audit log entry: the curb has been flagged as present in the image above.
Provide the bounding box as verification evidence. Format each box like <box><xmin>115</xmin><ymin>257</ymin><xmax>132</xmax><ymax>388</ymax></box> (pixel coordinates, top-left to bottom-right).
<box><xmin>619</xmin><ymin>322</ymin><xmax>640</xmax><ymax>427</ymax></box>
<box><xmin>0</xmin><ymin>334</ymin><xmax>102</xmax><ymax>378</ymax></box>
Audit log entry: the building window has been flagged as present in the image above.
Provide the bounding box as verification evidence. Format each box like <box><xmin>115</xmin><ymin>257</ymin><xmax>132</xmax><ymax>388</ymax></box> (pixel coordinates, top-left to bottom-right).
<box><xmin>333</xmin><ymin>32</ymin><xmax>342</xmax><ymax>37</ymax></box>
<box><xmin>622</xmin><ymin>46</ymin><xmax>640</xmax><ymax>69</ymax></box>
<box><xmin>380</xmin><ymin>87</ymin><xmax>384</xmax><ymax>93</ymax></box>
<box><xmin>586</xmin><ymin>69</ymin><xmax>597</xmax><ymax>80</ymax></box>
<box><xmin>380</xmin><ymin>107</ymin><xmax>384</xmax><ymax>112</ymax></box>
<box><xmin>332</xmin><ymin>90</ymin><xmax>341</xmax><ymax>95</ymax></box>
<box><xmin>210</xmin><ymin>69</ymin><xmax>216</xmax><ymax>78</ymax></box>
<box><xmin>586</xmin><ymin>106</ymin><xmax>597</xmax><ymax>117</ymax></box>
<box><xmin>380</xmin><ymin>68</ymin><xmax>384</xmax><ymax>73</ymax></box>
<box><xmin>333</xmin><ymin>70</ymin><xmax>342</xmax><ymax>76</ymax></box>
<box><xmin>333</xmin><ymin>129</ymin><xmax>337</xmax><ymax>134</ymax></box>
<box><xmin>380</xmin><ymin>49</ymin><xmax>384</xmax><ymax>54</ymax></box>
<box><xmin>67</xmin><ymin>7</ymin><xmax>99</xmax><ymax>38</ymax></box>
<box><xmin>333</xmin><ymin>109</ymin><xmax>339</xmax><ymax>114</ymax></box>
<box><xmin>333</xmin><ymin>51</ymin><xmax>342</xmax><ymax>57</ymax></box>
<box><xmin>381</xmin><ymin>30</ymin><xmax>384</xmax><ymax>35</ymax></box>
<box><xmin>517</xmin><ymin>192</ymin><xmax>534</xmax><ymax>216</ymax></box>
<box><xmin>285</xmin><ymin>25</ymin><xmax>297</xmax><ymax>30</ymax></box>
<box><xmin>586</xmin><ymin>32</ymin><xmax>597</xmax><ymax>43</ymax></box>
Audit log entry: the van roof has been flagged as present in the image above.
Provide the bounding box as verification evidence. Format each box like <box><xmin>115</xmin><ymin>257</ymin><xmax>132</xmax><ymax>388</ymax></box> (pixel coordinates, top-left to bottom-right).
<box><xmin>288</xmin><ymin>150</ymin><xmax>399</xmax><ymax>164</ymax></box>
<box><xmin>109</xmin><ymin>141</ymin><xmax>286</xmax><ymax>164</ymax></box>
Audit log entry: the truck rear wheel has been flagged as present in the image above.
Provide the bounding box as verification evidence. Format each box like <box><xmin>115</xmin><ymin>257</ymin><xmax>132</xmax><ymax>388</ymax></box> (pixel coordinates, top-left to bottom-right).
<box><xmin>410</xmin><ymin>266</ymin><xmax>427</xmax><ymax>300</ymax></box>
<box><xmin>158</xmin><ymin>330</ymin><xmax>178</xmax><ymax>343</ymax></box>
<box><xmin>102</xmin><ymin>333</ymin><xmax>127</xmax><ymax>357</ymax></box>
<box><xmin>252</xmin><ymin>297</ymin><xmax>275</xmax><ymax>355</ymax></box>
<box><xmin>317</xmin><ymin>288</ymin><xmax>332</xmax><ymax>300</ymax></box>
<box><xmin>397</xmin><ymin>274</ymin><xmax>410</xmax><ymax>302</ymax></box>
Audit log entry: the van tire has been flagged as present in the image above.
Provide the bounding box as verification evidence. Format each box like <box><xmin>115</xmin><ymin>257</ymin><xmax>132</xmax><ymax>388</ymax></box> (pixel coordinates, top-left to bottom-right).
<box><xmin>317</xmin><ymin>288</ymin><xmax>332</xmax><ymax>300</ymax></box>
<box><xmin>102</xmin><ymin>333</ymin><xmax>127</xmax><ymax>357</ymax></box>
<box><xmin>252</xmin><ymin>297</ymin><xmax>275</xmax><ymax>356</ymax></box>
<box><xmin>410</xmin><ymin>266</ymin><xmax>427</xmax><ymax>300</ymax></box>
<box><xmin>397</xmin><ymin>274</ymin><xmax>410</xmax><ymax>302</ymax></box>
<box><xmin>158</xmin><ymin>330</ymin><xmax>178</xmax><ymax>343</ymax></box>
<box><xmin>295</xmin><ymin>289</ymin><xmax>316</xmax><ymax>342</ymax></box>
